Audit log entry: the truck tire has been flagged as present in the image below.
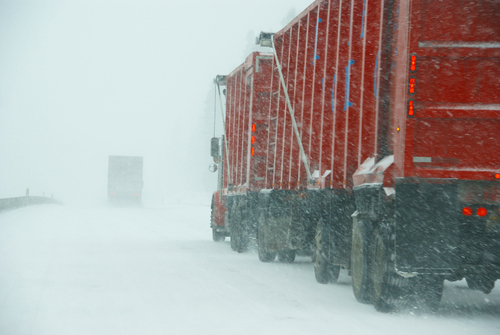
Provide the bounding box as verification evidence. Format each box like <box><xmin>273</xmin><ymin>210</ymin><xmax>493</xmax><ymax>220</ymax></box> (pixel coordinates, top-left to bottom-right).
<box><xmin>212</xmin><ymin>227</ymin><xmax>225</xmax><ymax>242</ymax></box>
<box><xmin>230</xmin><ymin>205</ymin><xmax>243</xmax><ymax>252</ymax></box>
<box><xmin>211</xmin><ymin>200</ymin><xmax>225</xmax><ymax>242</ymax></box>
<box><xmin>234</xmin><ymin>227</ymin><xmax>248</xmax><ymax>253</ymax></box>
<box><xmin>351</xmin><ymin>219</ymin><xmax>372</xmax><ymax>303</ymax></box>
<box><xmin>238</xmin><ymin>210</ymin><xmax>250</xmax><ymax>253</ymax></box>
<box><xmin>230</xmin><ymin>232</ymin><xmax>236</xmax><ymax>250</ymax></box>
<box><xmin>314</xmin><ymin>218</ymin><xmax>340</xmax><ymax>284</ymax></box>
<box><xmin>229</xmin><ymin>207</ymin><xmax>236</xmax><ymax>251</ymax></box>
<box><xmin>258</xmin><ymin>213</ymin><xmax>276</xmax><ymax>262</ymax></box>
<box><xmin>232</xmin><ymin>205</ymin><xmax>249</xmax><ymax>253</ymax></box>
<box><xmin>370</xmin><ymin>226</ymin><xmax>409</xmax><ymax>312</ymax></box>
<box><xmin>411</xmin><ymin>275</ymin><xmax>444</xmax><ymax>313</ymax></box>
<box><xmin>278</xmin><ymin>250</ymin><xmax>296</xmax><ymax>263</ymax></box>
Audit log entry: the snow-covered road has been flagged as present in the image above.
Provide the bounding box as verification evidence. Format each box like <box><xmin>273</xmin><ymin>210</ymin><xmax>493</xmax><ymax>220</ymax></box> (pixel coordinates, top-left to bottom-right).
<box><xmin>1</xmin><ymin>194</ymin><xmax>499</xmax><ymax>335</ymax></box>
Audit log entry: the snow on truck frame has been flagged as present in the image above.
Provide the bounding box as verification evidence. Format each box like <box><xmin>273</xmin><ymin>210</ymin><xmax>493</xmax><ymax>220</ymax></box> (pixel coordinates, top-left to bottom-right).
<box><xmin>209</xmin><ymin>0</ymin><xmax>500</xmax><ymax>312</ymax></box>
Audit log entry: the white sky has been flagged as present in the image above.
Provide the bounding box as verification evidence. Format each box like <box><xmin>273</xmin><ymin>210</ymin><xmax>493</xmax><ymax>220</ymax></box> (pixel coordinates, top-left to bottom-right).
<box><xmin>0</xmin><ymin>0</ymin><xmax>313</xmax><ymax>204</ymax></box>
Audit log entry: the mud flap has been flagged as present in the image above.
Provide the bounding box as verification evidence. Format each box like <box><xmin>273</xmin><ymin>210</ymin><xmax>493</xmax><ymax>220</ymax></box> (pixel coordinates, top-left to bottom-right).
<box><xmin>259</xmin><ymin>189</ymin><xmax>313</xmax><ymax>251</ymax></box>
<box><xmin>395</xmin><ymin>178</ymin><xmax>461</xmax><ymax>273</ymax></box>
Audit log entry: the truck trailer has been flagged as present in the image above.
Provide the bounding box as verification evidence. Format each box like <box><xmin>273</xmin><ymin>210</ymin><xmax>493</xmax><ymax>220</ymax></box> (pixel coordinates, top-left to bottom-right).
<box><xmin>210</xmin><ymin>52</ymin><xmax>275</xmax><ymax>252</ymax></box>
<box><xmin>108</xmin><ymin>155</ymin><xmax>144</xmax><ymax>205</ymax></box>
<box><xmin>211</xmin><ymin>0</ymin><xmax>500</xmax><ymax>312</ymax></box>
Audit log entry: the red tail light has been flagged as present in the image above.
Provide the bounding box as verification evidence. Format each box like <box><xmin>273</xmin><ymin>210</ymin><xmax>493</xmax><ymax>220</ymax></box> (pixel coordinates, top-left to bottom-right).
<box><xmin>408</xmin><ymin>100</ymin><xmax>415</xmax><ymax>116</ymax></box>
<box><xmin>477</xmin><ymin>207</ymin><xmax>487</xmax><ymax>217</ymax></box>
<box><xmin>410</xmin><ymin>55</ymin><xmax>417</xmax><ymax>71</ymax></box>
<box><xmin>462</xmin><ymin>207</ymin><xmax>473</xmax><ymax>216</ymax></box>
<box><xmin>495</xmin><ymin>173</ymin><xmax>500</xmax><ymax>179</ymax></box>
<box><xmin>409</xmin><ymin>78</ymin><xmax>416</xmax><ymax>94</ymax></box>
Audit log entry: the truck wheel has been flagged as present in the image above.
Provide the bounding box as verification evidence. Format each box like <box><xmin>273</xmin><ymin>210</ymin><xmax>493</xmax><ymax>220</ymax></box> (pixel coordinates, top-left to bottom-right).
<box><xmin>278</xmin><ymin>250</ymin><xmax>296</xmax><ymax>263</ymax></box>
<box><xmin>232</xmin><ymin>206</ymin><xmax>248</xmax><ymax>253</ymax></box>
<box><xmin>230</xmin><ymin>206</ymin><xmax>242</xmax><ymax>252</ymax></box>
<box><xmin>258</xmin><ymin>213</ymin><xmax>276</xmax><ymax>262</ymax></box>
<box><xmin>211</xmin><ymin>201</ymin><xmax>225</xmax><ymax>242</ymax></box>
<box><xmin>466</xmin><ymin>276</ymin><xmax>496</xmax><ymax>294</ymax></box>
<box><xmin>234</xmin><ymin>225</ymin><xmax>248</xmax><ymax>253</ymax></box>
<box><xmin>212</xmin><ymin>227</ymin><xmax>225</xmax><ymax>242</ymax></box>
<box><xmin>237</xmin><ymin>214</ymin><xmax>250</xmax><ymax>253</ymax></box>
<box><xmin>314</xmin><ymin>218</ymin><xmax>340</xmax><ymax>284</ymax></box>
<box><xmin>229</xmin><ymin>207</ymin><xmax>237</xmax><ymax>250</ymax></box>
<box><xmin>230</xmin><ymin>232</ymin><xmax>236</xmax><ymax>250</ymax></box>
<box><xmin>351</xmin><ymin>219</ymin><xmax>372</xmax><ymax>303</ymax></box>
<box><xmin>411</xmin><ymin>275</ymin><xmax>444</xmax><ymax>313</ymax></box>
<box><xmin>371</xmin><ymin>226</ymin><xmax>408</xmax><ymax>312</ymax></box>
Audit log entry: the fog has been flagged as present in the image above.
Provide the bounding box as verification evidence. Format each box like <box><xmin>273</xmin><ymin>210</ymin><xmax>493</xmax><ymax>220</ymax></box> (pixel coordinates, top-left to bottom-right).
<box><xmin>0</xmin><ymin>0</ymin><xmax>313</xmax><ymax>205</ymax></box>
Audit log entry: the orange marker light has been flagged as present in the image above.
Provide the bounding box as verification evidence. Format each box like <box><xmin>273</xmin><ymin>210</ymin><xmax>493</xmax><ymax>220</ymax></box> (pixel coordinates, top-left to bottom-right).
<box><xmin>252</xmin><ymin>124</ymin><xmax>256</xmax><ymax>132</ymax></box>
<box><xmin>462</xmin><ymin>207</ymin><xmax>473</xmax><ymax>216</ymax></box>
<box><xmin>408</xmin><ymin>100</ymin><xmax>415</xmax><ymax>116</ymax></box>
<box><xmin>251</xmin><ymin>147</ymin><xmax>255</xmax><ymax>156</ymax></box>
<box><xmin>410</xmin><ymin>55</ymin><xmax>417</xmax><ymax>71</ymax></box>
<box><xmin>409</xmin><ymin>78</ymin><xmax>416</xmax><ymax>94</ymax></box>
<box><xmin>251</xmin><ymin>136</ymin><xmax>255</xmax><ymax>144</ymax></box>
<box><xmin>477</xmin><ymin>207</ymin><xmax>487</xmax><ymax>217</ymax></box>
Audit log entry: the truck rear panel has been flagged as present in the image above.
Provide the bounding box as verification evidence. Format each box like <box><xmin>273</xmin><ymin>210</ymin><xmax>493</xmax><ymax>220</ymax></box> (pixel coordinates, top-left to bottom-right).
<box><xmin>403</xmin><ymin>0</ymin><xmax>500</xmax><ymax>181</ymax></box>
<box><xmin>108</xmin><ymin>156</ymin><xmax>143</xmax><ymax>203</ymax></box>
<box><xmin>391</xmin><ymin>0</ymin><xmax>500</xmax><ymax>273</ymax></box>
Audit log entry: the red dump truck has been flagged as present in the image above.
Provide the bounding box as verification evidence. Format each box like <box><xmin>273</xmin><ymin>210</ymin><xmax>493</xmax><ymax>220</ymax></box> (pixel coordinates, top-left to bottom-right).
<box><xmin>211</xmin><ymin>0</ymin><xmax>500</xmax><ymax>312</ymax></box>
